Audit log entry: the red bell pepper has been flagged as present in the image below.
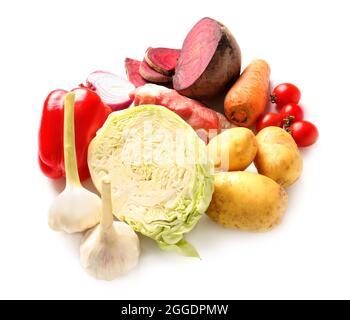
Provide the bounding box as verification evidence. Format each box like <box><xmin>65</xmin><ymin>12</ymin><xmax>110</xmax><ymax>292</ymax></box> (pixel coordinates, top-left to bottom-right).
<box><xmin>38</xmin><ymin>87</ymin><xmax>112</xmax><ymax>181</ymax></box>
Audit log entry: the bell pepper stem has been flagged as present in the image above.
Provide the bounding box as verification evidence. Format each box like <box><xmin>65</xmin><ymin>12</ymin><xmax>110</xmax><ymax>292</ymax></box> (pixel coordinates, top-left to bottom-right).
<box><xmin>64</xmin><ymin>92</ymin><xmax>82</xmax><ymax>187</ymax></box>
<box><xmin>101</xmin><ymin>180</ymin><xmax>114</xmax><ymax>230</ymax></box>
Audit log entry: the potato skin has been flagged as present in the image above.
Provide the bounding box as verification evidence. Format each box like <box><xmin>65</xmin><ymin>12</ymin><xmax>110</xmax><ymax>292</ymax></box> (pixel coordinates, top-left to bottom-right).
<box><xmin>254</xmin><ymin>127</ymin><xmax>303</xmax><ymax>188</ymax></box>
<box><xmin>207</xmin><ymin>172</ymin><xmax>288</xmax><ymax>231</ymax></box>
<box><xmin>207</xmin><ymin>128</ymin><xmax>257</xmax><ymax>171</ymax></box>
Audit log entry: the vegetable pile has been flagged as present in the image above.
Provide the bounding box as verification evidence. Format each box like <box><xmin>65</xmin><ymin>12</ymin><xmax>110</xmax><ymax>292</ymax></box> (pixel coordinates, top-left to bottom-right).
<box><xmin>38</xmin><ymin>17</ymin><xmax>319</xmax><ymax>281</ymax></box>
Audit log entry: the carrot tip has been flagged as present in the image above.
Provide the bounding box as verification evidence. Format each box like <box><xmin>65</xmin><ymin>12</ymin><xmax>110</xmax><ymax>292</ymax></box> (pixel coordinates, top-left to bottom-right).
<box><xmin>231</xmin><ymin>110</ymin><xmax>248</xmax><ymax>124</ymax></box>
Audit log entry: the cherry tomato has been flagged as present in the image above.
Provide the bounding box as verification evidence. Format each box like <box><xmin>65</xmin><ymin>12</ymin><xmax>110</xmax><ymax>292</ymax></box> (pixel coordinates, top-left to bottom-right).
<box><xmin>256</xmin><ymin>113</ymin><xmax>282</xmax><ymax>132</ymax></box>
<box><xmin>271</xmin><ymin>83</ymin><xmax>301</xmax><ymax>110</ymax></box>
<box><xmin>280</xmin><ymin>103</ymin><xmax>304</xmax><ymax>126</ymax></box>
<box><xmin>290</xmin><ymin>121</ymin><xmax>319</xmax><ymax>147</ymax></box>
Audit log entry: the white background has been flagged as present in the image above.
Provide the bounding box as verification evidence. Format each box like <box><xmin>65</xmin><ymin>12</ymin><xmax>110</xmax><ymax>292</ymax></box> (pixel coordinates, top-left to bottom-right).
<box><xmin>0</xmin><ymin>0</ymin><xmax>349</xmax><ymax>300</ymax></box>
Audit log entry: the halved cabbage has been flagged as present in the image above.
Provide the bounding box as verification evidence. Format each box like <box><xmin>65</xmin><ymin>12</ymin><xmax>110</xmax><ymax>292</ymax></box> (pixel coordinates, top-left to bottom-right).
<box><xmin>88</xmin><ymin>105</ymin><xmax>214</xmax><ymax>257</ymax></box>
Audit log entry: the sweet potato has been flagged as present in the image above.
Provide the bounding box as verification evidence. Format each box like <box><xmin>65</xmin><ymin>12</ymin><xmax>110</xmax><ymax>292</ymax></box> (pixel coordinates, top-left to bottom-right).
<box><xmin>145</xmin><ymin>47</ymin><xmax>181</xmax><ymax>76</ymax></box>
<box><xmin>173</xmin><ymin>17</ymin><xmax>241</xmax><ymax>100</ymax></box>
<box><xmin>224</xmin><ymin>60</ymin><xmax>270</xmax><ymax>127</ymax></box>
<box><xmin>139</xmin><ymin>60</ymin><xmax>172</xmax><ymax>83</ymax></box>
<box><xmin>125</xmin><ymin>58</ymin><xmax>148</xmax><ymax>88</ymax></box>
<box><xmin>130</xmin><ymin>84</ymin><xmax>233</xmax><ymax>143</ymax></box>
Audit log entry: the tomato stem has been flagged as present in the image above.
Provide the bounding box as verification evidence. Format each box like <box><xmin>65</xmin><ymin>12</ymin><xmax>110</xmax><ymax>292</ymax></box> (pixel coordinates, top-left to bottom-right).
<box><xmin>270</xmin><ymin>94</ymin><xmax>277</xmax><ymax>104</ymax></box>
<box><xmin>283</xmin><ymin>115</ymin><xmax>295</xmax><ymax>128</ymax></box>
<box><xmin>231</xmin><ymin>110</ymin><xmax>248</xmax><ymax>124</ymax></box>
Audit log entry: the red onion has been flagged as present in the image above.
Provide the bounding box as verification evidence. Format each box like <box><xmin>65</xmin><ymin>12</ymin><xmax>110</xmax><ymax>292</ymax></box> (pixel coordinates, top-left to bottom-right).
<box><xmin>86</xmin><ymin>71</ymin><xmax>135</xmax><ymax>111</ymax></box>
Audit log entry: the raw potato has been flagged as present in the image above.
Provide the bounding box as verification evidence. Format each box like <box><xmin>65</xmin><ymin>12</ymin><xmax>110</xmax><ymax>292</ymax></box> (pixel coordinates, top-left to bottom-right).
<box><xmin>254</xmin><ymin>126</ymin><xmax>303</xmax><ymax>188</ymax></box>
<box><xmin>207</xmin><ymin>128</ymin><xmax>257</xmax><ymax>171</ymax></box>
<box><xmin>207</xmin><ymin>172</ymin><xmax>288</xmax><ymax>231</ymax></box>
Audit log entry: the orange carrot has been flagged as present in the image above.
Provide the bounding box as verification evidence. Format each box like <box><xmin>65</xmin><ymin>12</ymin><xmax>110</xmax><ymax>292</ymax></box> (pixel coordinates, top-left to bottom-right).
<box><xmin>224</xmin><ymin>60</ymin><xmax>270</xmax><ymax>127</ymax></box>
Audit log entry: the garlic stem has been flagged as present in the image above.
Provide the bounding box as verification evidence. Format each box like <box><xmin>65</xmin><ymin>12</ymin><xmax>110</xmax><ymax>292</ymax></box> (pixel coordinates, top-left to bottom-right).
<box><xmin>101</xmin><ymin>180</ymin><xmax>114</xmax><ymax>230</ymax></box>
<box><xmin>64</xmin><ymin>92</ymin><xmax>81</xmax><ymax>187</ymax></box>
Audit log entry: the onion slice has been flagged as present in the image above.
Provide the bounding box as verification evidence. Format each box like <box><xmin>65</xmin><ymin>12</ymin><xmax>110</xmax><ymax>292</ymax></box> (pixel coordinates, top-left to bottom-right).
<box><xmin>86</xmin><ymin>71</ymin><xmax>135</xmax><ymax>111</ymax></box>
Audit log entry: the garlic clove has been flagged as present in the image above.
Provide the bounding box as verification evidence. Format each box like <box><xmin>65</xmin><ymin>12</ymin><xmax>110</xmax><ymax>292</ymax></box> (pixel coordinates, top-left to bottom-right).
<box><xmin>48</xmin><ymin>187</ymin><xmax>101</xmax><ymax>234</ymax></box>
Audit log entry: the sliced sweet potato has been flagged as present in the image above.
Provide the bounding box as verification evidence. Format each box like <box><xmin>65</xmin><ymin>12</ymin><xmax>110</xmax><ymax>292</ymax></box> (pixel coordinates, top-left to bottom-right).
<box><xmin>174</xmin><ymin>17</ymin><xmax>241</xmax><ymax>100</ymax></box>
<box><xmin>125</xmin><ymin>58</ymin><xmax>148</xmax><ymax>88</ymax></box>
<box><xmin>139</xmin><ymin>60</ymin><xmax>172</xmax><ymax>83</ymax></box>
<box><xmin>144</xmin><ymin>47</ymin><xmax>181</xmax><ymax>76</ymax></box>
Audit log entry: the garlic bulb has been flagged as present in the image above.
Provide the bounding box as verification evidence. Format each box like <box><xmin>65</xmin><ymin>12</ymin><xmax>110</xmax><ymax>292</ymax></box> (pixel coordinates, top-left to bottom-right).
<box><xmin>80</xmin><ymin>180</ymin><xmax>140</xmax><ymax>280</ymax></box>
<box><xmin>48</xmin><ymin>93</ymin><xmax>101</xmax><ymax>233</ymax></box>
